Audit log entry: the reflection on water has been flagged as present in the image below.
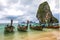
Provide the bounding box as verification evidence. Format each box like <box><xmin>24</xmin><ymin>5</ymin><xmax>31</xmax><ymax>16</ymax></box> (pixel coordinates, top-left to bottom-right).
<box><xmin>4</xmin><ymin>31</ymin><xmax>28</xmax><ymax>40</ymax></box>
<box><xmin>4</xmin><ymin>33</ymin><xmax>14</xmax><ymax>40</ymax></box>
<box><xmin>4</xmin><ymin>24</ymin><xmax>29</xmax><ymax>40</ymax></box>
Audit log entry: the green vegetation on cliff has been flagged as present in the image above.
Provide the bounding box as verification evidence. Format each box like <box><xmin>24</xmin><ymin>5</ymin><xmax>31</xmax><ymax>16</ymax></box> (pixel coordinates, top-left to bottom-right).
<box><xmin>36</xmin><ymin>1</ymin><xmax>58</xmax><ymax>24</ymax></box>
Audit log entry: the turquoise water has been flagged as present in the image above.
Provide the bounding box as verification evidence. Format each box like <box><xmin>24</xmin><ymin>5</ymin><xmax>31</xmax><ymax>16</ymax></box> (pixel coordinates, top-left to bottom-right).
<box><xmin>0</xmin><ymin>23</ymin><xmax>58</xmax><ymax>40</ymax></box>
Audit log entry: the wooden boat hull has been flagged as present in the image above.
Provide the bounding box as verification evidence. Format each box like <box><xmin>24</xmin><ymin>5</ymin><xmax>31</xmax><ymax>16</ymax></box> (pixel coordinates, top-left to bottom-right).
<box><xmin>46</xmin><ymin>26</ymin><xmax>59</xmax><ymax>29</ymax></box>
<box><xmin>4</xmin><ymin>26</ymin><xmax>14</xmax><ymax>33</ymax></box>
<box><xmin>30</xmin><ymin>26</ymin><xmax>43</xmax><ymax>30</ymax></box>
<box><xmin>17</xmin><ymin>26</ymin><xmax>27</xmax><ymax>32</ymax></box>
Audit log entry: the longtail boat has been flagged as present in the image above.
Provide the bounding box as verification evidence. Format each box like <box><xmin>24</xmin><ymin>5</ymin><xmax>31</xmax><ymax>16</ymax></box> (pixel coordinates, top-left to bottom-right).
<box><xmin>30</xmin><ymin>24</ymin><xmax>43</xmax><ymax>30</ymax></box>
<box><xmin>46</xmin><ymin>26</ymin><xmax>59</xmax><ymax>29</ymax></box>
<box><xmin>17</xmin><ymin>20</ymin><xmax>29</xmax><ymax>32</ymax></box>
<box><xmin>4</xmin><ymin>20</ymin><xmax>14</xmax><ymax>33</ymax></box>
<box><xmin>46</xmin><ymin>23</ymin><xmax>59</xmax><ymax>29</ymax></box>
<box><xmin>17</xmin><ymin>25</ymin><xmax>28</xmax><ymax>32</ymax></box>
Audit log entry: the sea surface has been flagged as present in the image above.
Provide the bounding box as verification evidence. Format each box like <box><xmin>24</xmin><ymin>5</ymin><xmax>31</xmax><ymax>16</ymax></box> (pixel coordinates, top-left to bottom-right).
<box><xmin>0</xmin><ymin>23</ymin><xmax>59</xmax><ymax>40</ymax></box>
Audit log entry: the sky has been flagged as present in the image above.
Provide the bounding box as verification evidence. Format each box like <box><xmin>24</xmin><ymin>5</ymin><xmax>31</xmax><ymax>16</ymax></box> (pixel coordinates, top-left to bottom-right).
<box><xmin>0</xmin><ymin>0</ymin><xmax>60</xmax><ymax>23</ymax></box>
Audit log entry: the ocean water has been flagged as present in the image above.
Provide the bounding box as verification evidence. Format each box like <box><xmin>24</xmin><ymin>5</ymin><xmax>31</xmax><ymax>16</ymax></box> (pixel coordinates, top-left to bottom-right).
<box><xmin>0</xmin><ymin>23</ymin><xmax>58</xmax><ymax>40</ymax></box>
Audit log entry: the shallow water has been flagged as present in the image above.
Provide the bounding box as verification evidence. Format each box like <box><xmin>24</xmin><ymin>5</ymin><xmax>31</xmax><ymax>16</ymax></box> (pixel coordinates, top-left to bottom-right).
<box><xmin>0</xmin><ymin>23</ymin><xmax>59</xmax><ymax>40</ymax></box>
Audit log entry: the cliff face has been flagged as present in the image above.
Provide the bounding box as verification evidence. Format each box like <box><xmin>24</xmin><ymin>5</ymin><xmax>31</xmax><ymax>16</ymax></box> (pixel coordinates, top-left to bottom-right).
<box><xmin>36</xmin><ymin>1</ymin><xmax>58</xmax><ymax>24</ymax></box>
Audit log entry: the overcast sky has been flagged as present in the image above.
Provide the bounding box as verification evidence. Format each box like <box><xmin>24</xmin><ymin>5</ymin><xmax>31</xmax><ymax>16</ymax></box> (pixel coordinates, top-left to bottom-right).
<box><xmin>0</xmin><ymin>0</ymin><xmax>60</xmax><ymax>23</ymax></box>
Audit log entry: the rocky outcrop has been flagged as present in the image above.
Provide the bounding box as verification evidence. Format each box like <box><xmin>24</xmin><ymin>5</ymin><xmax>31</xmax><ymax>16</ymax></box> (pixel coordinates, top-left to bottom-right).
<box><xmin>36</xmin><ymin>1</ymin><xmax>58</xmax><ymax>24</ymax></box>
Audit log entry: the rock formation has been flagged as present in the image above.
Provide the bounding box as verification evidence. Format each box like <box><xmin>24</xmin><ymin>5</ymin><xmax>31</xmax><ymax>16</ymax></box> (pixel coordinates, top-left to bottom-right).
<box><xmin>36</xmin><ymin>1</ymin><xmax>58</xmax><ymax>24</ymax></box>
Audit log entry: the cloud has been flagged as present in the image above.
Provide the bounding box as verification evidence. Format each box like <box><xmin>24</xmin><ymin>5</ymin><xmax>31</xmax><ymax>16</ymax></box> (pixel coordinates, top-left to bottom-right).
<box><xmin>47</xmin><ymin>0</ymin><xmax>60</xmax><ymax>13</ymax></box>
<box><xmin>1</xmin><ymin>16</ymin><xmax>18</xmax><ymax>20</ymax></box>
<box><xmin>0</xmin><ymin>0</ymin><xmax>59</xmax><ymax>23</ymax></box>
<box><xmin>20</xmin><ymin>0</ymin><xmax>33</xmax><ymax>5</ymax></box>
<box><xmin>0</xmin><ymin>5</ymin><xmax>4</xmax><ymax>11</ymax></box>
<box><xmin>55</xmin><ymin>0</ymin><xmax>59</xmax><ymax>9</ymax></box>
<box><xmin>0</xmin><ymin>0</ymin><xmax>8</xmax><ymax>6</ymax></box>
<box><xmin>7</xmin><ymin>0</ymin><xmax>18</xmax><ymax>4</ymax></box>
<box><xmin>4</xmin><ymin>8</ymin><xmax>25</xmax><ymax>16</ymax></box>
<box><xmin>17</xmin><ymin>15</ymin><xmax>39</xmax><ymax>23</ymax></box>
<box><xmin>0</xmin><ymin>20</ymin><xmax>18</xmax><ymax>23</ymax></box>
<box><xmin>0</xmin><ymin>4</ymin><xmax>6</xmax><ymax>11</ymax></box>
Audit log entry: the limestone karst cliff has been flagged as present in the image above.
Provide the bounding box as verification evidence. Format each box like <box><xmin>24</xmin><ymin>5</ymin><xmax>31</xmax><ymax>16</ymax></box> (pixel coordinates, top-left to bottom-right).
<box><xmin>36</xmin><ymin>1</ymin><xmax>58</xmax><ymax>24</ymax></box>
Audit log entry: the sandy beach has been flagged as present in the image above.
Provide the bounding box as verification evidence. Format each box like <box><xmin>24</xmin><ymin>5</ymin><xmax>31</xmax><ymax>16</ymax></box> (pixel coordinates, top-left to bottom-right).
<box><xmin>4</xmin><ymin>29</ymin><xmax>59</xmax><ymax>40</ymax></box>
<box><xmin>28</xmin><ymin>30</ymin><xmax>60</xmax><ymax>40</ymax></box>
